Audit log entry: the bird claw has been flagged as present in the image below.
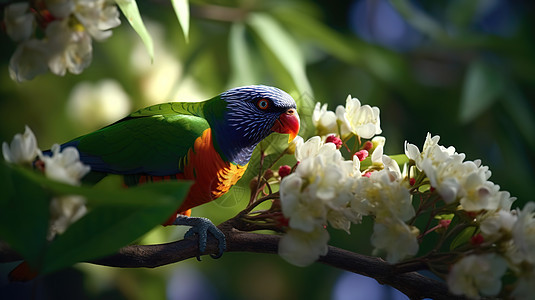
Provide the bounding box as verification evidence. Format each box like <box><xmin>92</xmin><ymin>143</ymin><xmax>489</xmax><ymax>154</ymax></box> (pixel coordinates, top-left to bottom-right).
<box><xmin>173</xmin><ymin>215</ymin><xmax>226</xmax><ymax>260</ymax></box>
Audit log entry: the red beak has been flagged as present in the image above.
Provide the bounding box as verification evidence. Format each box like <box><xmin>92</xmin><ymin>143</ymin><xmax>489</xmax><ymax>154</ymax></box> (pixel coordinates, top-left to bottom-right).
<box><xmin>271</xmin><ymin>108</ymin><xmax>300</xmax><ymax>142</ymax></box>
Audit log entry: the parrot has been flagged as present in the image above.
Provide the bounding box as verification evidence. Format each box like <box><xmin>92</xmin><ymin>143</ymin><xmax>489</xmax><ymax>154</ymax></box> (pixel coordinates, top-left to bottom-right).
<box><xmin>9</xmin><ymin>85</ymin><xmax>300</xmax><ymax>281</ymax></box>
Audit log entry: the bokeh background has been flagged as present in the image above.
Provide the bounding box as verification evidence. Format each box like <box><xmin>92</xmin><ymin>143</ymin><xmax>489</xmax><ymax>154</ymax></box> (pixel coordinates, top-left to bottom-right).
<box><xmin>1</xmin><ymin>0</ymin><xmax>534</xmax><ymax>299</ymax></box>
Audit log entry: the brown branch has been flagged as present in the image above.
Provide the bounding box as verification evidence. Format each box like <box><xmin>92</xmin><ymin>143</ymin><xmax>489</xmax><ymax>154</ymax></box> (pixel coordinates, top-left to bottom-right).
<box><xmin>90</xmin><ymin>218</ymin><xmax>465</xmax><ymax>300</ymax></box>
<box><xmin>0</xmin><ymin>219</ymin><xmax>466</xmax><ymax>300</ymax></box>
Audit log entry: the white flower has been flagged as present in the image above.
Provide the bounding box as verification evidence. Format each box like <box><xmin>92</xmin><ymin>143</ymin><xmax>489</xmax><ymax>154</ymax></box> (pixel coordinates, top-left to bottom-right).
<box><xmin>281</xmin><ymin>146</ymin><xmax>352</xmax><ymax>232</ymax></box>
<box><xmin>74</xmin><ymin>0</ymin><xmax>121</xmax><ymax>41</ymax></box>
<box><xmin>312</xmin><ymin>103</ymin><xmax>338</xmax><ymax>136</ymax></box>
<box><xmin>405</xmin><ymin>133</ymin><xmax>457</xmax><ymax>169</ymax></box>
<box><xmin>281</xmin><ymin>173</ymin><xmax>325</xmax><ymax>232</ymax></box>
<box><xmin>9</xmin><ymin>39</ymin><xmax>50</xmax><ymax>82</ymax></box>
<box><xmin>40</xmin><ymin>144</ymin><xmax>90</xmax><ymax>185</ymax></box>
<box><xmin>490</xmin><ymin>190</ymin><xmax>516</xmax><ymax>211</ymax></box>
<box><xmin>48</xmin><ymin>195</ymin><xmax>87</xmax><ymax>240</ymax></box>
<box><xmin>512</xmin><ymin>202</ymin><xmax>535</xmax><ymax>264</ymax></box>
<box><xmin>371</xmin><ymin>141</ymin><xmax>384</xmax><ymax>165</ymax></box>
<box><xmin>4</xmin><ymin>3</ymin><xmax>34</xmax><ymax>42</ymax></box>
<box><xmin>447</xmin><ymin>253</ymin><xmax>507</xmax><ymax>299</ymax></box>
<box><xmin>7</xmin><ymin>0</ymin><xmax>121</xmax><ymax>82</ymax></box>
<box><xmin>279</xmin><ymin>135</ymin><xmax>362</xmax><ymax>266</ymax></box>
<box><xmin>405</xmin><ymin>133</ymin><xmax>511</xmax><ymax>210</ymax></box>
<box><xmin>2</xmin><ymin>126</ymin><xmax>41</xmax><ymax>165</ymax></box>
<box><xmin>334</xmin><ymin>105</ymin><xmax>351</xmax><ymax>138</ymax></box>
<box><xmin>327</xmin><ymin>207</ymin><xmax>361</xmax><ymax>233</ymax></box>
<box><xmin>294</xmin><ymin>136</ymin><xmax>322</xmax><ymax>161</ymax></box>
<box><xmin>278</xmin><ymin>226</ymin><xmax>329</xmax><ymax>267</ymax></box>
<box><xmin>371</xmin><ymin>219</ymin><xmax>419</xmax><ymax>263</ymax></box>
<box><xmin>46</xmin><ymin>20</ymin><xmax>93</xmax><ymax>76</ymax></box>
<box><xmin>67</xmin><ymin>79</ymin><xmax>131</xmax><ymax>129</ymax></box>
<box><xmin>458</xmin><ymin>171</ymin><xmax>496</xmax><ymax>212</ymax></box>
<box><xmin>40</xmin><ymin>144</ymin><xmax>90</xmax><ymax>239</ymax></box>
<box><xmin>479</xmin><ymin>209</ymin><xmax>517</xmax><ymax>243</ymax></box>
<box><xmin>337</xmin><ymin>95</ymin><xmax>381</xmax><ymax>139</ymax></box>
<box><xmin>351</xmin><ymin>170</ymin><xmax>414</xmax><ymax>222</ymax></box>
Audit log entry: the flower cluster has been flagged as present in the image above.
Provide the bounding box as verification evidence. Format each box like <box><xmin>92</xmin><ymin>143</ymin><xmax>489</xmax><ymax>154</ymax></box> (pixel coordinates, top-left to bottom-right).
<box><xmin>3</xmin><ymin>126</ymin><xmax>90</xmax><ymax>240</ymax></box>
<box><xmin>405</xmin><ymin>133</ymin><xmax>514</xmax><ymax>211</ymax></box>
<box><xmin>448</xmin><ymin>201</ymin><xmax>535</xmax><ymax>299</ymax></box>
<box><xmin>3</xmin><ymin>0</ymin><xmax>121</xmax><ymax>82</ymax></box>
<box><xmin>274</xmin><ymin>94</ymin><xmax>534</xmax><ymax>299</ymax></box>
<box><xmin>278</xmin><ymin>136</ymin><xmax>360</xmax><ymax>266</ymax></box>
<box><xmin>279</xmin><ymin>134</ymin><xmax>418</xmax><ymax>265</ymax></box>
<box><xmin>403</xmin><ymin>134</ymin><xmax>535</xmax><ymax>298</ymax></box>
<box><xmin>279</xmin><ymin>95</ymin><xmax>404</xmax><ymax>266</ymax></box>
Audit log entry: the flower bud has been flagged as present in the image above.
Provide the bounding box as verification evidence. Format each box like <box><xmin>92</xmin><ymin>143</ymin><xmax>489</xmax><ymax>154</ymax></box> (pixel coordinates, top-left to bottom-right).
<box><xmin>278</xmin><ymin>165</ymin><xmax>292</xmax><ymax>179</ymax></box>
<box><xmin>470</xmin><ymin>234</ymin><xmax>484</xmax><ymax>246</ymax></box>
<box><xmin>354</xmin><ymin>150</ymin><xmax>369</xmax><ymax>161</ymax></box>
<box><xmin>362</xmin><ymin>141</ymin><xmax>373</xmax><ymax>151</ymax></box>
<box><xmin>438</xmin><ymin>219</ymin><xmax>451</xmax><ymax>229</ymax></box>
<box><xmin>263</xmin><ymin>169</ymin><xmax>274</xmax><ymax>180</ymax></box>
<box><xmin>325</xmin><ymin>134</ymin><xmax>342</xmax><ymax>149</ymax></box>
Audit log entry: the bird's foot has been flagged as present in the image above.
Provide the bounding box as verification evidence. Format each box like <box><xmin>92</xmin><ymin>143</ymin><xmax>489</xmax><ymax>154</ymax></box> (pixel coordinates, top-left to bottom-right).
<box><xmin>172</xmin><ymin>215</ymin><xmax>226</xmax><ymax>260</ymax></box>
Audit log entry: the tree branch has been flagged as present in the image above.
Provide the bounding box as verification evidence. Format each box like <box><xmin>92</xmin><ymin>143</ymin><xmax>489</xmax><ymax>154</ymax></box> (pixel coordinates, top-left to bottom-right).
<box><xmin>90</xmin><ymin>218</ymin><xmax>465</xmax><ymax>300</ymax></box>
<box><xmin>0</xmin><ymin>220</ymin><xmax>466</xmax><ymax>300</ymax></box>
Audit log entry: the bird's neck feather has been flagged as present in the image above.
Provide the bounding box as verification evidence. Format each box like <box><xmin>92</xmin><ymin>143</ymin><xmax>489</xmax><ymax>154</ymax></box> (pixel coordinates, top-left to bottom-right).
<box><xmin>203</xmin><ymin>97</ymin><xmax>265</xmax><ymax>166</ymax></box>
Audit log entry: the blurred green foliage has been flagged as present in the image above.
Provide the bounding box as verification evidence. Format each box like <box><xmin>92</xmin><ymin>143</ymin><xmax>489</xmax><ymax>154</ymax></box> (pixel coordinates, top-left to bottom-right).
<box><xmin>1</xmin><ymin>0</ymin><xmax>534</xmax><ymax>299</ymax></box>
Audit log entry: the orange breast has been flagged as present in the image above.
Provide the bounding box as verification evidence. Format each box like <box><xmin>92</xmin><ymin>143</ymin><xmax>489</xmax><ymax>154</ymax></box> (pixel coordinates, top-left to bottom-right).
<box><xmin>176</xmin><ymin>128</ymin><xmax>248</xmax><ymax>212</ymax></box>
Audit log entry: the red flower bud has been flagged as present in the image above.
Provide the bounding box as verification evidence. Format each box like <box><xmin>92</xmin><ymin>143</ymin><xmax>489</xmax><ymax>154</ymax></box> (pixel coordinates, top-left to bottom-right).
<box><xmin>273</xmin><ymin>212</ymin><xmax>289</xmax><ymax>227</ymax></box>
<box><xmin>354</xmin><ymin>150</ymin><xmax>369</xmax><ymax>161</ymax></box>
<box><xmin>362</xmin><ymin>141</ymin><xmax>373</xmax><ymax>151</ymax></box>
<box><xmin>438</xmin><ymin>219</ymin><xmax>451</xmax><ymax>229</ymax></box>
<box><xmin>278</xmin><ymin>165</ymin><xmax>292</xmax><ymax>179</ymax></box>
<box><xmin>325</xmin><ymin>135</ymin><xmax>343</xmax><ymax>149</ymax></box>
<box><xmin>470</xmin><ymin>234</ymin><xmax>484</xmax><ymax>245</ymax></box>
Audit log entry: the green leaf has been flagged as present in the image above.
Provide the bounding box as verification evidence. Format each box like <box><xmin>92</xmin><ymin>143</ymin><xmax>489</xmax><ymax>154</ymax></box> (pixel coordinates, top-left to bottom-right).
<box><xmin>459</xmin><ymin>60</ymin><xmax>505</xmax><ymax>123</ymax></box>
<box><xmin>390</xmin><ymin>0</ymin><xmax>447</xmax><ymax>41</ymax></box>
<box><xmin>0</xmin><ymin>162</ymin><xmax>49</xmax><ymax>268</ymax></box>
<box><xmin>13</xmin><ymin>166</ymin><xmax>179</xmax><ymax>207</ymax></box>
<box><xmin>273</xmin><ymin>8</ymin><xmax>360</xmax><ymax>64</ymax></box>
<box><xmin>247</xmin><ymin>13</ymin><xmax>313</xmax><ymax>96</ymax></box>
<box><xmin>0</xmin><ymin>161</ymin><xmax>191</xmax><ymax>274</ymax></box>
<box><xmin>450</xmin><ymin>226</ymin><xmax>476</xmax><ymax>250</ymax></box>
<box><xmin>293</xmin><ymin>92</ymin><xmax>316</xmax><ymax>138</ymax></box>
<box><xmin>228</xmin><ymin>22</ymin><xmax>257</xmax><ymax>87</ymax></box>
<box><xmin>171</xmin><ymin>0</ymin><xmax>190</xmax><ymax>42</ymax></box>
<box><xmin>115</xmin><ymin>0</ymin><xmax>154</xmax><ymax>61</ymax></box>
<box><xmin>434</xmin><ymin>213</ymin><xmax>454</xmax><ymax>220</ymax></box>
<box><xmin>389</xmin><ymin>154</ymin><xmax>409</xmax><ymax>166</ymax></box>
<box><xmin>41</xmin><ymin>181</ymin><xmax>190</xmax><ymax>274</ymax></box>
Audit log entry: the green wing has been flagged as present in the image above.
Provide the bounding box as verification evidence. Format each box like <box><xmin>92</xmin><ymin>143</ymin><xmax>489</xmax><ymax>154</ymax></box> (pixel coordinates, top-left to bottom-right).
<box><xmin>68</xmin><ymin>101</ymin><xmax>208</xmax><ymax>176</ymax></box>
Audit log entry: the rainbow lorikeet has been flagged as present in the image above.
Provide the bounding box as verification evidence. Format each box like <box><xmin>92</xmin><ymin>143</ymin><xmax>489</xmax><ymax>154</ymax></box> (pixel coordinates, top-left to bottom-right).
<box><xmin>10</xmin><ymin>85</ymin><xmax>299</xmax><ymax>281</ymax></box>
<box><xmin>56</xmin><ymin>85</ymin><xmax>299</xmax><ymax>256</ymax></box>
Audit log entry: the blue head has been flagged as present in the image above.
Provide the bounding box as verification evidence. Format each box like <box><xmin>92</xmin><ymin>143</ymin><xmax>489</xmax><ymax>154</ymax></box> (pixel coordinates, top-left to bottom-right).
<box><xmin>208</xmin><ymin>85</ymin><xmax>300</xmax><ymax>165</ymax></box>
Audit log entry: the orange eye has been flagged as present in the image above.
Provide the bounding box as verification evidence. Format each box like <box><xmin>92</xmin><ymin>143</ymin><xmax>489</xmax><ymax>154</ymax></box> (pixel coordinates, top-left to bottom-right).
<box><xmin>256</xmin><ymin>99</ymin><xmax>270</xmax><ymax>110</ymax></box>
